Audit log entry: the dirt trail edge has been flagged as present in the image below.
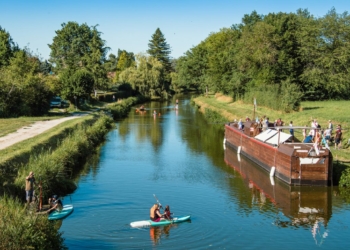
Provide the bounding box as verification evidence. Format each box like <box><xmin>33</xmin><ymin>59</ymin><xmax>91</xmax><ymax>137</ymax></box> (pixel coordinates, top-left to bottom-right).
<box><xmin>0</xmin><ymin>115</ymin><xmax>85</xmax><ymax>151</ymax></box>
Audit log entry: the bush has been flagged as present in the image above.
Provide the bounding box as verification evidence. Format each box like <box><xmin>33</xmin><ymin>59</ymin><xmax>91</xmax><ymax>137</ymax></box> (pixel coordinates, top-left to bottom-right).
<box><xmin>243</xmin><ymin>80</ymin><xmax>302</xmax><ymax>112</ymax></box>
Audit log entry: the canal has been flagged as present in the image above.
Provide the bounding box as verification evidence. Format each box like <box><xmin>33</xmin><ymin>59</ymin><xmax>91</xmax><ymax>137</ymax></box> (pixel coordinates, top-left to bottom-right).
<box><xmin>60</xmin><ymin>95</ymin><xmax>350</xmax><ymax>249</ymax></box>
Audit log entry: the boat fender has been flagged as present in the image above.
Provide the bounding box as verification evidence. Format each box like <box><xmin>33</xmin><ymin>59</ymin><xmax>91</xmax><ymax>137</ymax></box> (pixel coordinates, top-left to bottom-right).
<box><xmin>270</xmin><ymin>176</ymin><xmax>275</xmax><ymax>186</ymax></box>
<box><xmin>270</xmin><ymin>166</ymin><xmax>276</xmax><ymax>177</ymax></box>
<box><xmin>223</xmin><ymin>138</ymin><xmax>226</xmax><ymax>144</ymax></box>
<box><xmin>237</xmin><ymin>146</ymin><xmax>241</xmax><ymax>154</ymax></box>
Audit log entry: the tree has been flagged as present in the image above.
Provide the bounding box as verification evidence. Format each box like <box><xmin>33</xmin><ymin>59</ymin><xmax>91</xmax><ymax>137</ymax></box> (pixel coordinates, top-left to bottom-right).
<box><xmin>104</xmin><ymin>53</ymin><xmax>118</xmax><ymax>72</ymax></box>
<box><xmin>39</xmin><ymin>60</ymin><xmax>52</xmax><ymax>75</ymax></box>
<box><xmin>0</xmin><ymin>49</ymin><xmax>52</xmax><ymax>117</ymax></box>
<box><xmin>119</xmin><ymin>53</ymin><xmax>168</xmax><ymax>98</ymax></box>
<box><xmin>0</xmin><ymin>26</ymin><xmax>18</xmax><ymax>68</ymax></box>
<box><xmin>60</xmin><ymin>69</ymin><xmax>94</xmax><ymax>106</ymax></box>
<box><xmin>113</xmin><ymin>50</ymin><xmax>135</xmax><ymax>83</ymax></box>
<box><xmin>49</xmin><ymin>22</ymin><xmax>109</xmax><ymax>98</ymax></box>
<box><xmin>147</xmin><ymin>28</ymin><xmax>172</xmax><ymax>73</ymax></box>
<box><xmin>300</xmin><ymin>8</ymin><xmax>350</xmax><ymax>99</ymax></box>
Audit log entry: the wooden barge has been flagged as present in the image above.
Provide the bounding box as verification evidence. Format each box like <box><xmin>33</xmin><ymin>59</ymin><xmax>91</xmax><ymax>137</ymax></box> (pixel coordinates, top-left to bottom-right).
<box><xmin>224</xmin><ymin>145</ymin><xmax>332</xmax><ymax>228</ymax></box>
<box><xmin>224</xmin><ymin>121</ymin><xmax>333</xmax><ymax>186</ymax></box>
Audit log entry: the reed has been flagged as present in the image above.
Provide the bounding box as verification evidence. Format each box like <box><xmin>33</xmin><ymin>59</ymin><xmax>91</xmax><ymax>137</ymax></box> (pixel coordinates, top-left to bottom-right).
<box><xmin>14</xmin><ymin>114</ymin><xmax>114</xmax><ymax>200</ymax></box>
<box><xmin>0</xmin><ymin>196</ymin><xmax>66</xmax><ymax>250</ymax></box>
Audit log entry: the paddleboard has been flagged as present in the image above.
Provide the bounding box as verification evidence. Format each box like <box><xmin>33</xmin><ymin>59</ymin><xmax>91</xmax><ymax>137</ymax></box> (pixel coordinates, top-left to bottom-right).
<box><xmin>130</xmin><ymin>215</ymin><xmax>191</xmax><ymax>227</ymax></box>
<box><xmin>48</xmin><ymin>205</ymin><xmax>74</xmax><ymax>221</ymax></box>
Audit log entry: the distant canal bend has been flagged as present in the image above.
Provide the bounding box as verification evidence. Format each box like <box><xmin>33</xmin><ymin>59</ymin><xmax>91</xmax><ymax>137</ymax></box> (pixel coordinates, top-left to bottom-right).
<box><xmin>61</xmin><ymin>95</ymin><xmax>350</xmax><ymax>249</ymax></box>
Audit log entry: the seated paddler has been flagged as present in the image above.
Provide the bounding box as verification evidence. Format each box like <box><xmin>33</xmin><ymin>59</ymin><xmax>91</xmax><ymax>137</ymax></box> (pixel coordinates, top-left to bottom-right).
<box><xmin>150</xmin><ymin>203</ymin><xmax>163</xmax><ymax>222</ymax></box>
<box><xmin>47</xmin><ymin>195</ymin><xmax>63</xmax><ymax>213</ymax></box>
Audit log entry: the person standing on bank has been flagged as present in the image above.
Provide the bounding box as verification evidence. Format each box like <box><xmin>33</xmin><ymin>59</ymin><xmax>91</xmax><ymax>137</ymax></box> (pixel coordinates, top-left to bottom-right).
<box><xmin>25</xmin><ymin>171</ymin><xmax>36</xmax><ymax>204</ymax></box>
<box><xmin>289</xmin><ymin>121</ymin><xmax>294</xmax><ymax>142</ymax></box>
<box><xmin>335</xmin><ymin>125</ymin><xmax>342</xmax><ymax>150</ymax></box>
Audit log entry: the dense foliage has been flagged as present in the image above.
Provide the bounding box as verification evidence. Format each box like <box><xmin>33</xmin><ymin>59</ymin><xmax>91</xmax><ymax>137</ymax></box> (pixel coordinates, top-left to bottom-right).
<box><xmin>118</xmin><ymin>54</ymin><xmax>169</xmax><ymax>98</ymax></box>
<box><xmin>0</xmin><ymin>47</ymin><xmax>52</xmax><ymax>117</ymax></box>
<box><xmin>173</xmin><ymin>8</ymin><xmax>350</xmax><ymax>111</ymax></box>
<box><xmin>49</xmin><ymin>22</ymin><xmax>109</xmax><ymax>104</ymax></box>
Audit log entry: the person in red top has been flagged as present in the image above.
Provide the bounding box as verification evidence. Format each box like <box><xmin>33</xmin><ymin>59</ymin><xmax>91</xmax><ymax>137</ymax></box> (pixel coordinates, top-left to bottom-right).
<box><xmin>163</xmin><ymin>205</ymin><xmax>172</xmax><ymax>220</ymax></box>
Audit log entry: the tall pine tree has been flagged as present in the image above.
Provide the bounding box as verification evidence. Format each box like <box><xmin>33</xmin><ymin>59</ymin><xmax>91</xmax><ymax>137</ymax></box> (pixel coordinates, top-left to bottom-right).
<box><xmin>147</xmin><ymin>28</ymin><xmax>172</xmax><ymax>73</ymax></box>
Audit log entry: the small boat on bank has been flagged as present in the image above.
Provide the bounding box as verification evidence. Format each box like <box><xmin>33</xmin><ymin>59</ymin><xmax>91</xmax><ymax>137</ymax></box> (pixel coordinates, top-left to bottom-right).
<box><xmin>48</xmin><ymin>205</ymin><xmax>74</xmax><ymax>220</ymax></box>
<box><xmin>224</xmin><ymin>121</ymin><xmax>333</xmax><ymax>186</ymax></box>
<box><xmin>130</xmin><ymin>215</ymin><xmax>191</xmax><ymax>227</ymax></box>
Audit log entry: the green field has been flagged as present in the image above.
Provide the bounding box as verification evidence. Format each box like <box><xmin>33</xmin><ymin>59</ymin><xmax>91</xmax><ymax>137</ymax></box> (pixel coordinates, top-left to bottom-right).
<box><xmin>194</xmin><ymin>94</ymin><xmax>350</xmax><ymax>161</ymax></box>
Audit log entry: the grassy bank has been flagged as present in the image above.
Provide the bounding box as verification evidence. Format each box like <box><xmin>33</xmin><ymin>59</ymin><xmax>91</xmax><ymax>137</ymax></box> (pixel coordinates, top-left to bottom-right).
<box><xmin>0</xmin><ymin>96</ymin><xmax>144</xmax><ymax>249</ymax></box>
<box><xmin>0</xmin><ymin>114</ymin><xmax>113</xmax><ymax>250</ymax></box>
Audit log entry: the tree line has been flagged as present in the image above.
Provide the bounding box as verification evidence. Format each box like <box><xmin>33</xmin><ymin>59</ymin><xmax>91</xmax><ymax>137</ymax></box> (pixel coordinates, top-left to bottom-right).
<box><xmin>1</xmin><ymin>8</ymin><xmax>350</xmax><ymax>117</ymax></box>
<box><xmin>0</xmin><ymin>24</ymin><xmax>172</xmax><ymax>118</ymax></box>
<box><xmin>172</xmin><ymin>8</ymin><xmax>350</xmax><ymax>112</ymax></box>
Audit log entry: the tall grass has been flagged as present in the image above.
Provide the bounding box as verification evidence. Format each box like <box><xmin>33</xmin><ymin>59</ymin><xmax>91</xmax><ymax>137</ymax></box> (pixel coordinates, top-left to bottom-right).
<box><xmin>14</xmin><ymin>114</ymin><xmax>114</xmax><ymax>200</ymax></box>
<box><xmin>0</xmin><ymin>196</ymin><xmax>66</xmax><ymax>250</ymax></box>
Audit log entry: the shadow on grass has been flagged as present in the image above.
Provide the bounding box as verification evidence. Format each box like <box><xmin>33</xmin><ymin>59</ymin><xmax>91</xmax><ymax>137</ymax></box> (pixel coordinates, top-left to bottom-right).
<box><xmin>302</xmin><ymin>107</ymin><xmax>321</xmax><ymax>110</ymax></box>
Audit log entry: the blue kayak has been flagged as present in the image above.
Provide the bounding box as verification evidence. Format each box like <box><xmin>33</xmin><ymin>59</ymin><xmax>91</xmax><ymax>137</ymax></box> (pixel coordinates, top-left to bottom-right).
<box><xmin>48</xmin><ymin>205</ymin><xmax>74</xmax><ymax>220</ymax></box>
<box><xmin>130</xmin><ymin>215</ymin><xmax>191</xmax><ymax>227</ymax></box>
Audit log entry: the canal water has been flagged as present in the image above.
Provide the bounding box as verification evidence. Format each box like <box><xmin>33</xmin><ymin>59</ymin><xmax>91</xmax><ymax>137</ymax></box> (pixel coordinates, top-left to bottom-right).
<box><xmin>60</xmin><ymin>95</ymin><xmax>350</xmax><ymax>249</ymax></box>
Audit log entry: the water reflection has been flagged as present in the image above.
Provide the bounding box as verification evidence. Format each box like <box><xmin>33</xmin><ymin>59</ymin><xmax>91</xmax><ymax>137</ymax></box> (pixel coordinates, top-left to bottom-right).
<box><xmin>224</xmin><ymin>144</ymin><xmax>331</xmax><ymax>245</ymax></box>
<box><xmin>149</xmin><ymin>224</ymin><xmax>176</xmax><ymax>245</ymax></box>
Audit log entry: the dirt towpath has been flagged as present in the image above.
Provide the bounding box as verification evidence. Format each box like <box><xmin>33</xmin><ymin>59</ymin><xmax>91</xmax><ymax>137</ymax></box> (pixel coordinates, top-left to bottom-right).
<box><xmin>0</xmin><ymin>115</ymin><xmax>85</xmax><ymax>150</ymax></box>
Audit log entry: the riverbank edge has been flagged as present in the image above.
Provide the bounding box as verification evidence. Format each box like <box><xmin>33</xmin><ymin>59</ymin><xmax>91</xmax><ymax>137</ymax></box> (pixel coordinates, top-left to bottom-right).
<box><xmin>0</xmin><ymin>96</ymin><xmax>144</xmax><ymax>249</ymax></box>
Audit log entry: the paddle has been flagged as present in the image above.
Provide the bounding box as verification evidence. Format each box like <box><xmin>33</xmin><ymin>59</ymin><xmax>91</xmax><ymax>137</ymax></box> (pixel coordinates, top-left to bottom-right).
<box><xmin>39</xmin><ymin>176</ymin><xmax>42</xmax><ymax>211</ymax></box>
<box><xmin>153</xmin><ymin>194</ymin><xmax>162</xmax><ymax>210</ymax></box>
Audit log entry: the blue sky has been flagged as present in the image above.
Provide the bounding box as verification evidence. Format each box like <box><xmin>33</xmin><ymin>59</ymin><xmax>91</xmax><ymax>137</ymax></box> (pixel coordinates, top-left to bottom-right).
<box><xmin>1</xmin><ymin>0</ymin><xmax>348</xmax><ymax>60</ymax></box>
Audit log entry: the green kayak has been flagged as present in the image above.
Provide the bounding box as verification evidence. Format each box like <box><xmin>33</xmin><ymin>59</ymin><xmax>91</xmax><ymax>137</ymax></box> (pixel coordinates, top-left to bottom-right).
<box><xmin>130</xmin><ymin>215</ymin><xmax>191</xmax><ymax>227</ymax></box>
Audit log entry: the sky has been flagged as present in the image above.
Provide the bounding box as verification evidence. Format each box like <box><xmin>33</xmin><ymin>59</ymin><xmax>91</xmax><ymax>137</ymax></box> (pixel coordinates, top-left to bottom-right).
<box><xmin>1</xmin><ymin>0</ymin><xmax>349</xmax><ymax>61</ymax></box>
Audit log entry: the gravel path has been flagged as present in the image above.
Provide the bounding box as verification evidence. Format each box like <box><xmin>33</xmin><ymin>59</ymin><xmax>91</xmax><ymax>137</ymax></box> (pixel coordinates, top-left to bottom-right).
<box><xmin>0</xmin><ymin>115</ymin><xmax>84</xmax><ymax>150</ymax></box>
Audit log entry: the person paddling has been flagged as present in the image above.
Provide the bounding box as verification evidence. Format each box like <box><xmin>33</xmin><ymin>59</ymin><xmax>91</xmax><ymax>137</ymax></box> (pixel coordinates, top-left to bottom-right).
<box><xmin>150</xmin><ymin>204</ymin><xmax>163</xmax><ymax>222</ymax></box>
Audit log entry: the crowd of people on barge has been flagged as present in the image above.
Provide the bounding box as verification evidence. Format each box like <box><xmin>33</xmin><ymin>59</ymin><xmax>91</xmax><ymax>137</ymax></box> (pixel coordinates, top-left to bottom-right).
<box><xmin>234</xmin><ymin>116</ymin><xmax>343</xmax><ymax>149</ymax></box>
